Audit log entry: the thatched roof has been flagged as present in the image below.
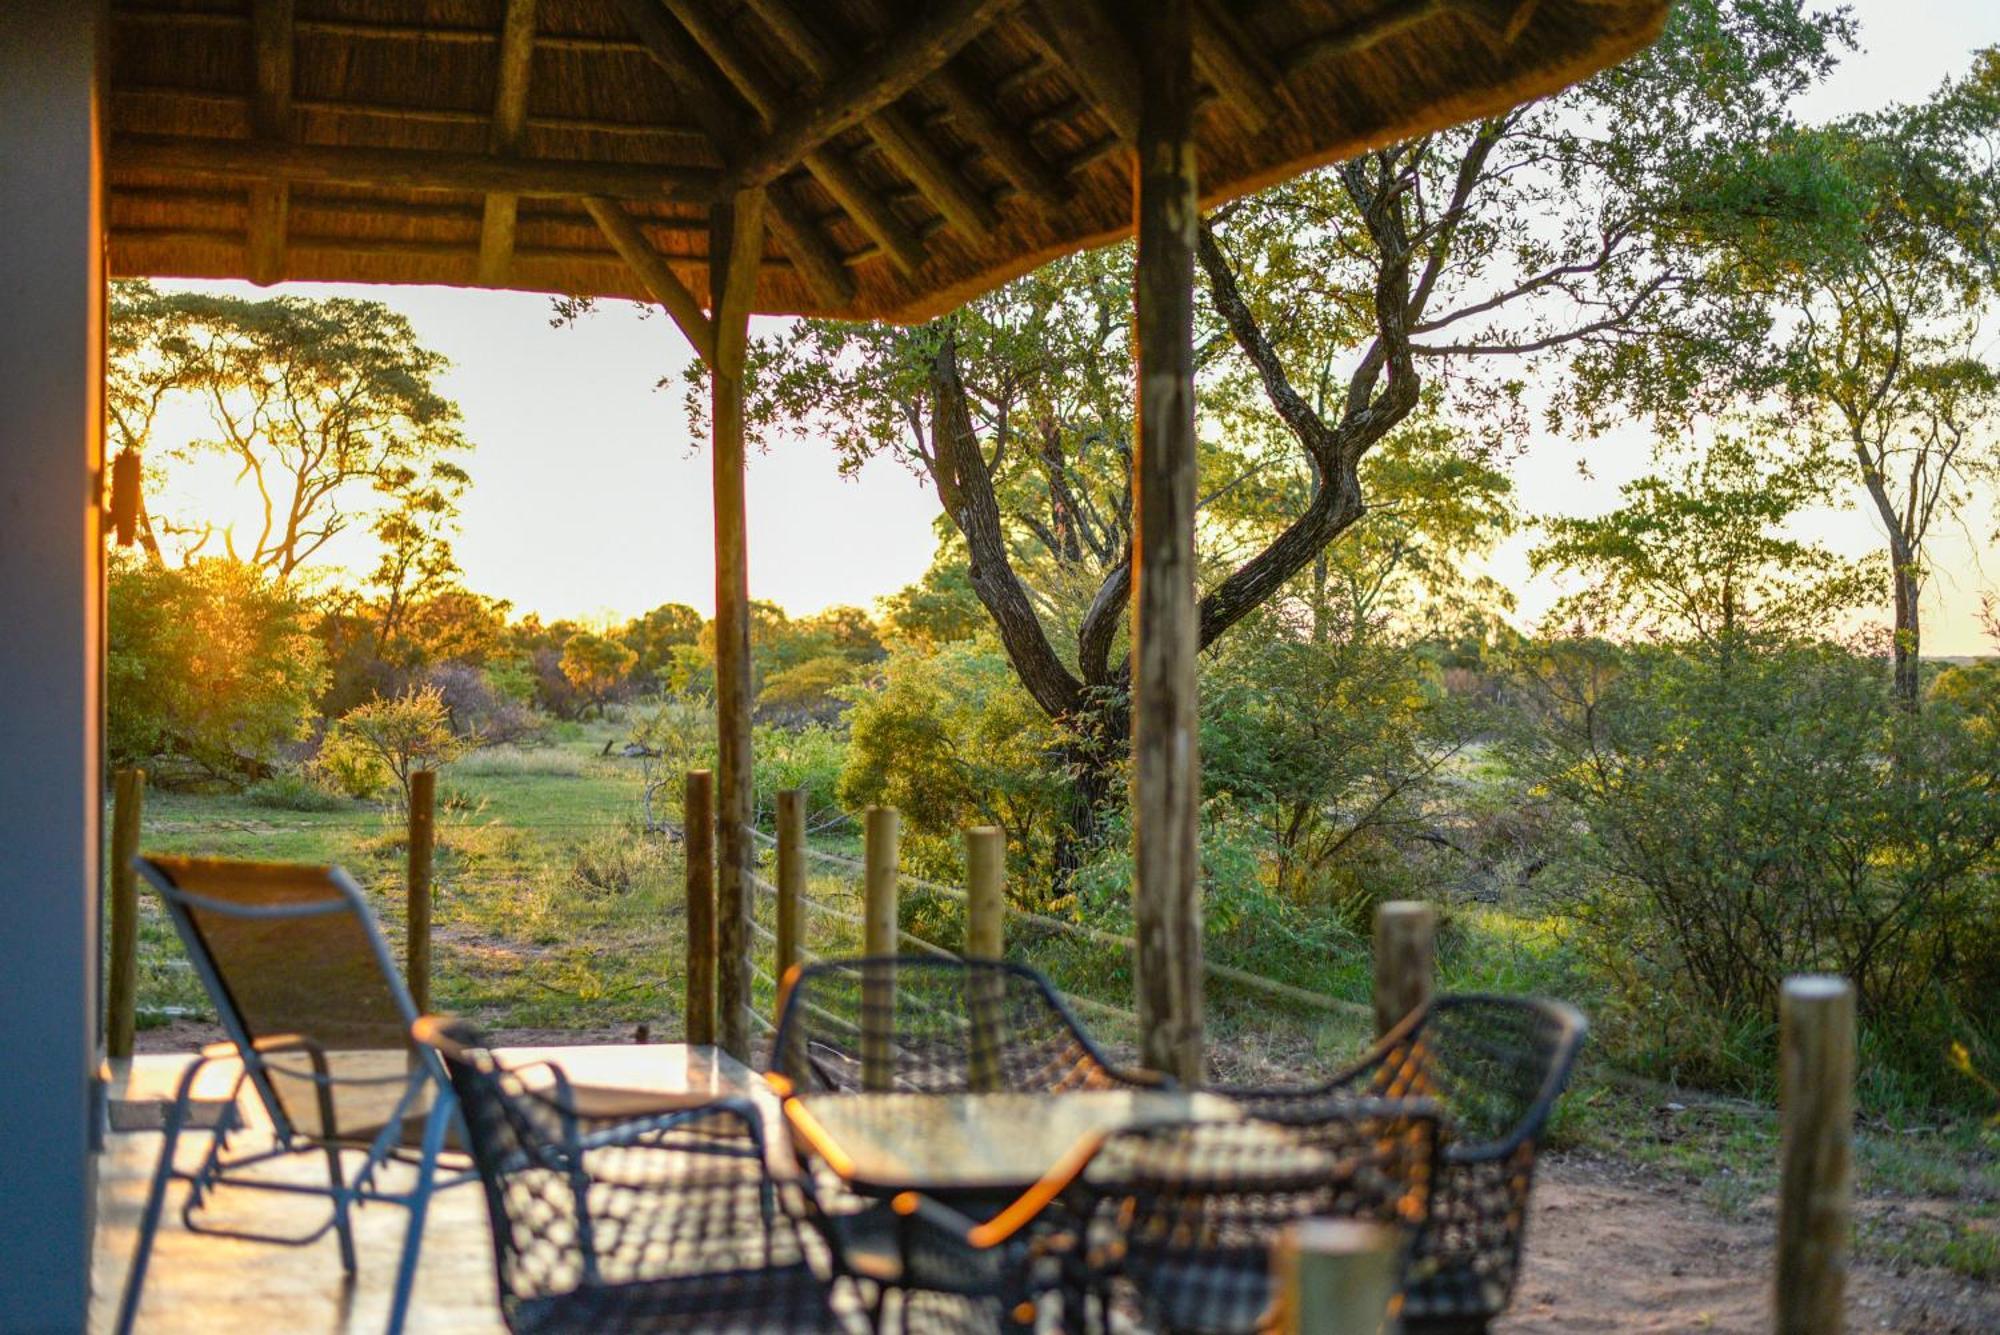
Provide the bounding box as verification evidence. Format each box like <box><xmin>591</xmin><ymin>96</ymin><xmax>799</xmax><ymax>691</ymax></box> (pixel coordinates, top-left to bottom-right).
<box><xmin>107</xmin><ymin>0</ymin><xmax>1668</xmax><ymax>324</ymax></box>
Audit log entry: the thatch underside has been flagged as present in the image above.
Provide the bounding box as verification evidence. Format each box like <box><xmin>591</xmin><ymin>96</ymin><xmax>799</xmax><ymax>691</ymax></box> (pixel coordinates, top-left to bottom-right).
<box><xmin>107</xmin><ymin>0</ymin><xmax>1668</xmax><ymax>324</ymax></box>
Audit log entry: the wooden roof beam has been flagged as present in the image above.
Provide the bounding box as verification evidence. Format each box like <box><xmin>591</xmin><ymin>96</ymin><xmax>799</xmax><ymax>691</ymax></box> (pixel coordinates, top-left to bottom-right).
<box><xmin>654</xmin><ymin>0</ymin><xmax>929</xmax><ymax>274</ymax></box>
<box><xmin>611</xmin><ymin>0</ymin><xmax>854</xmax><ymax>306</ymax></box>
<box><xmin>113</xmin><ymin>133</ymin><xmax>719</xmax><ymax>201</ymax></box>
<box><xmin>247</xmin><ymin>0</ymin><xmax>293</xmax><ymax>285</ymax></box>
<box><xmin>736</xmin><ymin>0</ymin><xmax>999</xmax><ymax>245</ymax></box>
<box><xmin>722</xmin><ymin>0</ymin><xmax>1011</xmax><ymax>191</ymax></box>
<box><xmin>582</xmin><ymin>196</ymin><xmax>715</xmax><ymax>364</ymax></box>
<box><xmin>842</xmin><ymin>0</ymin><xmax>1069</xmax><ymax>214</ymax></box>
<box><xmin>477</xmin><ymin>0</ymin><xmax>538</xmax><ymax>285</ymax></box>
<box><xmin>1025</xmin><ymin>0</ymin><xmax>1142</xmax><ymax>146</ymax></box>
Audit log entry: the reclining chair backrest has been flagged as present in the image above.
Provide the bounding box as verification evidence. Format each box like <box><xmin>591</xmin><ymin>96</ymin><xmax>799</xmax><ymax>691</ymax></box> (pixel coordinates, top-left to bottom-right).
<box><xmin>137</xmin><ymin>855</ymin><xmax>435</xmax><ymax>1141</ymax></box>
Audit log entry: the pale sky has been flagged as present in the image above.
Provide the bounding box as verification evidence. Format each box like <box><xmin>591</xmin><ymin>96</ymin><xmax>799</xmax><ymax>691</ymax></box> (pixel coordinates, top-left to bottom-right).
<box><xmin>151</xmin><ymin>0</ymin><xmax>2000</xmax><ymax>653</ymax></box>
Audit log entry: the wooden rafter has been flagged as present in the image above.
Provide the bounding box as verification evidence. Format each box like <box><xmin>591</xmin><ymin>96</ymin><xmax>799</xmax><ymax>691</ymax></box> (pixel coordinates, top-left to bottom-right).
<box><xmin>582</xmin><ymin>196</ymin><xmax>715</xmax><ymax>363</ymax></box>
<box><xmin>1193</xmin><ymin>0</ymin><xmax>1292</xmax><ymax>132</ymax></box>
<box><xmin>739</xmin><ymin>0</ymin><xmax>999</xmax><ymax>244</ymax></box>
<box><xmin>722</xmin><ymin>0</ymin><xmax>1010</xmax><ymax>193</ymax></box>
<box><xmin>1025</xmin><ymin>0</ymin><xmax>1142</xmax><ymax>146</ymax></box>
<box><xmin>611</xmin><ymin>0</ymin><xmax>854</xmax><ymax>306</ymax></box>
<box><xmin>247</xmin><ymin>0</ymin><xmax>293</xmax><ymax>284</ymax></box>
<box><xmin>923</xmin><ymin>53</ymin><xmax>1070</xmax><ymax>212</ymax></box>
<box><xmin>113</xmin><ymin>133</ymin><xmax>718</xmax><ymax>200</ymax></box>
<box><xmin>657</xmin><ymin>0</ymin><xmax>930</xmax><ymax>273</ymax></box>
<box><xmin>477</xmin><ymin>0</ymin><xmax>538</xmax><ymax>284</ymax></box>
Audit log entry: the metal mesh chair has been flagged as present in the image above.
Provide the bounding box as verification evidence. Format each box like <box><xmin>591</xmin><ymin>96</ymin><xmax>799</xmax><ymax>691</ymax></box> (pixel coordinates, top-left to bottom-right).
<box><xmin>770</xmin><ymin>956</ymin><xmax>1162</xmax><ymax>1095</ymax></box>
<box><xmin>1221</xmin><ymin>996</ymin><xmax>1588</xmax><ymax>1334</ymax></box>
<box><xmin>117</xmin><ymin>857</ymin><xmax>470</xmax><ymax>1335</ymax></box>
<box><xmin>417</xmin><ymin>1017</ymin><xmax>863</xmax><ymax>1334</ymax></box>
<box><xmin>771</xmin><ymin>957</ymin><xmax>1158</xmax><ymax>1331</ymax></box>
<box><xmin>1068</xmin><ymin>1099</ymin><xmax>1439</xmax><ymax>1335</ymax></box>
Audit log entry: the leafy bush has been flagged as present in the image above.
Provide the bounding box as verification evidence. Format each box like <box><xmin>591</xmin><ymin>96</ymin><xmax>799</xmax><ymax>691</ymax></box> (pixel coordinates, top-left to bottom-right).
<box><xmin>107</xmin><ymin>556</ymin><xmax>327</xmax><ymax>781</ymax></box>
<box><xmin>838</xmin><ymin>638</ymin><xmax>1068</xmax><ymax>884</ymax></box>
<box><xmin>752</xmin><ymin>724</ymin><xmax>849</xmax><ymax>831</ymax></box>
<box><xmin>1509</xmin><ymin>637</ymin><xmax>2000</xmax><ymax>1098</ymax></box>
<box><xmin>317</xmin><ymin>685</ymin><xmax>470</xmax><ymax>805</ymax></box>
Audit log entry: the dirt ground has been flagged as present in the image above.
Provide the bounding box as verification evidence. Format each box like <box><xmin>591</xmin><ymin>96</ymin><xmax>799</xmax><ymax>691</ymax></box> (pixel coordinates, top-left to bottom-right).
<box><xmin>137</xmin><ymin>1022</ymin><xmax>1997</xmax><ymax>1331</ymax></box>
<box><xmin>1505</xmin><ymin>1153</ymin><xmax>2000</xmax><ymax>1333</ymax></box>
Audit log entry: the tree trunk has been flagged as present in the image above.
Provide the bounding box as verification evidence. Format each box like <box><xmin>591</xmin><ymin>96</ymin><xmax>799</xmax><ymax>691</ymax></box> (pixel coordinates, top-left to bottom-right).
<box><xmin>1891</xmin><ymin>554</ymin><xmax>1921</xmax><ymax>711</ymax></box>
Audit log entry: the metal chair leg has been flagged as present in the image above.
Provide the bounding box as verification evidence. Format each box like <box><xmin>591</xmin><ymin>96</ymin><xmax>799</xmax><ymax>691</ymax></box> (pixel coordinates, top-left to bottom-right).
<box><xmin>115</xmin><ymin>1061</ymin><xmax>205</xmax><ymax>1335</ymax></box>
<box><xmin>324</xmin><ymin>1143</ymin><xmax>358</xmax><ymax>1275</ymax></box>
<box><xmin>384</xmin><ymin>1097</ymin><xmax>453</xmax><ymax>1334</ymax></box>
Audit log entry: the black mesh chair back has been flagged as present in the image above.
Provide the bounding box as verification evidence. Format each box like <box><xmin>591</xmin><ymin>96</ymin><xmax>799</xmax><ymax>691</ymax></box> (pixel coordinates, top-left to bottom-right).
<box><xmin>139</xmin><ymin>855</ymin><xmax>434</xmax><ymax>1141</ymax></box>
<box><xmin>770</xmin><ymin>956</ymin><xmax>1158</xmax><ymax>1095</ymax></box>
<box><xmin>1227</xmin><ymin>995</ymin><xmax>1587</xmax><ymax>1332</ymax></box>
<box><xmin>419</xmin><ymin>1018</ymin><xmax>851</xmax><ymax>1334</ymax></box>
<box><xmin>1078</xmin><ymin>1099</ymin><xmax>1439</xmax><ymax>1335</ymax></box>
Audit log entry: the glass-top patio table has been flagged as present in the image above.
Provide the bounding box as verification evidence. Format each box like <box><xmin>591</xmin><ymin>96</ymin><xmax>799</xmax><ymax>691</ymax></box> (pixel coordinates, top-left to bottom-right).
<box><xmin>781</xmin><ymin>1088</ymin><xmax>1243</xmax><ymax>1197</ymax></box>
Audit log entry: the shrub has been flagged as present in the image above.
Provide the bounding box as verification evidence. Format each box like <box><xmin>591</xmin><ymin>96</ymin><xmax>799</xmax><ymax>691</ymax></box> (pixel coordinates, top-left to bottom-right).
<box><xmin>1509</xmin><ymin>637</ymin><xmax>2000</xmax><ymax>1099</ymax></box>
<box><xmin>317</xmin><ymin>684</ymin><xmax>470</xmax><ymax>806</ymax></box>
<box><xmin>107</xmin><ymin>555</ymin><xmax>327</xmax><ymax>781</ymax></box>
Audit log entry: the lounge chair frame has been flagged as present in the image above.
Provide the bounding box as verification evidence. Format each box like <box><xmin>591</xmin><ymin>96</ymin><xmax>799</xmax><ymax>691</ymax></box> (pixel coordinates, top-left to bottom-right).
<box><xmin>115</xmin><ymin>857</ymin><xmax>473</xmax><ymax>1335</ymax></box>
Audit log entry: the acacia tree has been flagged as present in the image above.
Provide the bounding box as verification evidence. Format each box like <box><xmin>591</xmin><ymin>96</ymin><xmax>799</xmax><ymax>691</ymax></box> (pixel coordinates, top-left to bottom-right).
<box><xmin>109</xmin><ymin>283</ymin><xmax>472</xmax><ymax>580</ymax></box>
<box><xmin>731</xmin><ymin>0</ymin><xmax>1844</xmax><ymax>855</ymax></box>
<box><xmin>1532</xmin><ymin>433</ymin><xmax>1882</xmax><ymax>648</ymax></box>
<box><xmin>1633</xmin><ymin>52</ymin><xmax>2000</xmax><ymax>706</ymax></box>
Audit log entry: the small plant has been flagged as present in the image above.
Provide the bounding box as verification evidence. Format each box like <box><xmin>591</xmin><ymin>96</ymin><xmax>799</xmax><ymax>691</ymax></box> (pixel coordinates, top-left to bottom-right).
<box><xmin>317</xmin><ymin>684</ymin><xmax>470</xmax><ymax>807</ymax></box>
<box><xmin>1948</xmin><ymin>1043</ymin><xmax>2000</xmax><ymax>1129</ymax></box>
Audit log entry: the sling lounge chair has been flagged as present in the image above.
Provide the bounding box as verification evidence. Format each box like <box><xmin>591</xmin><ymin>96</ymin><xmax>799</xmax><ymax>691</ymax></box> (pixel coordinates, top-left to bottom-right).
<box><xmin>115</xmin><ymin>856</ymin><xmax>471</xmax><ymax>1334</ymax></box>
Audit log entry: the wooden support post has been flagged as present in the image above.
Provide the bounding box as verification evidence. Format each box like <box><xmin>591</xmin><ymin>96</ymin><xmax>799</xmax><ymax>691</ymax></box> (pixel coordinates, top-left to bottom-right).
<box><xmin>709</xmin><ymin>186</ymin><xmax>765</xmax><ymax>1061</ymax></box>
<box><xmin>965</xmin><ymin>824</ymin><xmax>1005</xmax><ymax>1091</ymax></box>
<box><xmin>1130</xmin><ymin>0</ymin><xmax>1204</xmax><ymax>1085</ymax></box>
<box><xmin>861</xmin><ymin>805</ymin><xmax>900</xmax><ymax>1091</ymax></box>
<box><xmin>1372</xmin><ymin>900</ymin><xmax>1436</xmax><ymax>1036</ymax></box>
<box><xmin>476</xmin><ymin>0</ymin><xmax>537</xmax><ymax>285</ymax></box>
<box><xmin>1273</xmin><ymin>1218</ymin><xmax>1403</xmax><ymax>1335</ymax></box>
<box><xmin>774</xmin><ymin>787</ymin><xmax>805</xmax><ymax>994</ymax></box>
<box><xmin>965</xmin><ymin>826</ymin><xmax>1005</xmax><ymax>960</ymax></box>
<box><xmin>1777</xmin><ymin>975</ymin><xmax>1854</xmax><ymax>1335</ymax></box>
<box><xmin>106</xmin><ymin>768</ymin><xmax>145</xmax><ymax>1061</ymax></box>
<box><xmin>683</xmin><ymin>769</ymin><xmax>716</xmax><ymax>1045</ymax></box>
<box><xmin>407</xmin><ymin>770</ymin><xmax>437</xmax><ymax>1017</ymax></box>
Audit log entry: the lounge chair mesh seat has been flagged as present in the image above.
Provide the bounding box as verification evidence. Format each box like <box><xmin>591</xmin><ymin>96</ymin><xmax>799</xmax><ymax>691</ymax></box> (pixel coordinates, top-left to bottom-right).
<box><xmin>423</xmin><ymin>1017</ymin><xmax>858</xmax><ymax>1334</ymax></box>
<box><xmin>1221</xmin><ymin>996</ymin><xmax>1587</xmax><ymax>1334</ymax></box>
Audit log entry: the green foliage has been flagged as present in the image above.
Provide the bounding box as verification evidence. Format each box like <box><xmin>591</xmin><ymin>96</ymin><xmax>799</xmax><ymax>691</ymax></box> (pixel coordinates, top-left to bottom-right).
<box><xmin>838</xmin><ymin>638</ymin><xmax>1068</xmax><ymax>882</ymax></box>
<box><xmin>558</xmin><ymin>632</ymin><xmax>638</xmax><ymax>715</ymax></box>
<box><xmin>107</xmin><ymin>555</ymin><xmax>327</xmax><ymax>780</ymax></box>
<box><xmin>1508</xmin><ymin>638</ymin><xmax>2000</xmax><ymax>1099</ymax></box>
<box><xmin>1201</xmin><ymin>603</ymin><xmax>1468</xmax><ymax>931</ymax></box>
<box><xmin>318</xmin><ymin>684</ymin><xmax>470</xmax><ymax>805</ymax></box>
<box><xmin>752</xmin><ymin>724</ymin><xmax>848</xmax><ymax>831</ymax></box>
<box><xmin>756</xmin><ymin>654</ymin><xmax>860</xmax><ymax>723</ymax></box>
<box><xmin>1532</xmin><ymin>434</ymin><xmax>1880</xmax><ymax>644</ymax></box>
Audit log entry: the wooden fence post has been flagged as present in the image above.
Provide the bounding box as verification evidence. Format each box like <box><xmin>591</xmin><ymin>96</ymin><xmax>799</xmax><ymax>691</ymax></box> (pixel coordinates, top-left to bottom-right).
<box><xmin>407</xmin><ymin>770</ymin><xmax>436</xmax><ymax>1017</ymax></box>
<box><xmin>1777</xmin><ymin>975</ymin><xmax>1854</xmax><ymax>1335</ymax></box>
<box><xmin>862</xmin><ymin>806</ymin><xmax>900</xmax><ymax>1090</ymax></box>
<box><xmin>775</xmin><ymin>788</ymin><xmax>805</xmax><ymax>1010</ymax></box>
<box><xmin>684</xmin><ymin>770</ymin><xmax>716</xmax><ymax>1046</ymax></box>
<box><xmin>106</xmin><ymin>768</ymin><xmax>145</xmax><ymax>1060</ymax></box>
<box><xmin>1372</xmin><ymin>900</ymin><xmax>1435</xmax><ymax>1037</ymax></box>
<box><xmin>1273</xmin><ymin>1218</ymin><xmax>1402</xmax><ymax>1335</ymax></box>
<box><xmin>965</xmin><ymin>826</ymin><xmax>1005</xmax><ymax>960</ymax></box>
<box><xmin>965</xmin><ymin>825</ymin><xmax>1006</xmax><ymax>1090</ymax></box>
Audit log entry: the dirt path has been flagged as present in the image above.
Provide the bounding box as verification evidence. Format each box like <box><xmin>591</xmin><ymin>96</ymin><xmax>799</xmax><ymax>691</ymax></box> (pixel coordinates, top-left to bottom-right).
<box><xmin>1504</xmin><ymin>1154</ymin><xmax>1999</xmax><ymax>1333</ymax></box>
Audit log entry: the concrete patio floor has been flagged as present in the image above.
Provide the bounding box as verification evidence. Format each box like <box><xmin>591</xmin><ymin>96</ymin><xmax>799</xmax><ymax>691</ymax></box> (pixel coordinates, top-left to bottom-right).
<box><xmin>92</xmin><ymin>1045</ymin><xmax>778</xmax><ymax>1333</ymax></box>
